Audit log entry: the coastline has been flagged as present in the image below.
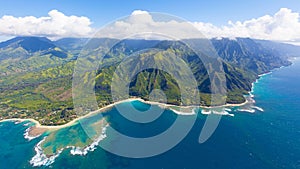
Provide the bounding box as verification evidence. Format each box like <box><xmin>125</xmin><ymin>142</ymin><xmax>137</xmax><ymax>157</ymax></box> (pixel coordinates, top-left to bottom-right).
<box><xmin>142</xmin><ymin>99</ymin><xmax>248</xmax><ymax>111</ymax></box>
<box><xmin>4</xmin><ymin>65</ymin><xmax>285</xmax><ymax>133</ymax></box>
<box><xmin>0</xmin><ymin>98</ymin><xmax>141</xmax><ymax>136</ymax></box>
<box><xmin>7</xmin><ymin>64</ymin><xmax>291</xmax><ymax>137</ymax></box>
<box><xmin>0</xmin><ymin>97</ymin><xmax>248</xmax><ymax>136</ymax></box>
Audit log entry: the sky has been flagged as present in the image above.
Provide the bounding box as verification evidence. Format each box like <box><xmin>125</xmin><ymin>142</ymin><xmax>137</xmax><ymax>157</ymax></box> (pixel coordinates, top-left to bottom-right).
<box><xmin>0</xmin><ymin>0</ymin><xmax>299</xmax><ymax>44</ymax></box>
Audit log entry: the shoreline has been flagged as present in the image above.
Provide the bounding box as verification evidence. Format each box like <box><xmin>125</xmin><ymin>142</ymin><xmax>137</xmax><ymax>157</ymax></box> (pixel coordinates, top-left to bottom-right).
<box><xmin>0</xmin><ymin>98</ymin><xmax>142</xmax><ymax>130</ymax></box>
<box><xmin>6</xmin><ymin>65</ymin><xmax>288</xmax><ymax>137</ymax></box>
<box><xmin>7</xmin><ymin>66</ymin><xmax>288</xmax><ymax>138</ymax></box>
<box><xmin>0</xmin><ymin>97</ymin><xmax>248</xmax><ymax>136</ymax></box>
<box><xmin>142</xmin><ymin>98</ymin><xmax>248</xmax><ymax>110</ymax></box>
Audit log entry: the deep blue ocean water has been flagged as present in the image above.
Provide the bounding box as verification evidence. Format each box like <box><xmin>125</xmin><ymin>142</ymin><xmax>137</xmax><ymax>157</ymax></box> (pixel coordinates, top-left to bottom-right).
<box><xmin>1</xmin><ymin>59</ymin><xmax>300</xmax><ymax>169</ymax></box>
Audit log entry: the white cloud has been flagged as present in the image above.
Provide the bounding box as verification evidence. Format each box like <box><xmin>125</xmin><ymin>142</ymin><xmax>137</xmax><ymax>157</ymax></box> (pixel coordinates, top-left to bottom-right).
<box><xmin>0</xmin><ymin>10</ymin><xmax>93</xmax><ymax>39</ymax></box>
<box><xmin>0</xmin><ymin>8</ymin><xmax>299</xmax><ymax>45</ymax></box>
<box><xmin>95</xmin><ymin>8</ymin><xmax>300</xmax><ymax>45</ymax></box>
<box><xmin>95</xmin><ymin>10</ymin><xmax>205</xmax><ymax>40</ymax></box>
<box><xmin>193</xmin><ymin>8</ymin><xmax>300</xmax><ymax>43</ymax></box>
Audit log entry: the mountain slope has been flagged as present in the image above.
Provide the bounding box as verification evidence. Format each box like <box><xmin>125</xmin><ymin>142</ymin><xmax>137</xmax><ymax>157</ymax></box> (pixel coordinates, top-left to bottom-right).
<box><xmin>0</xmin><ymin>36</ymin><xmax>69</xmax><ymax>61</ymax></box>
<box><xmin>93</xmin><ymin>39</ymin><xmax>272</xmax><ymax>106</ymax></box>
<box><xmin>254</xmin><ymin>39</ymin><xmax>300</xmax><ymax>58</ymax></box>
<box><xmin>0</xmin><ymin>37</ymin><xmax>72</xmax><ymax>76</ymax></box>
<box><xmin>211</xmin><ymin>38</ymin><xmax>291</xmax><ymax>74</ymax></box>
<box><xmin>0</xmin><ymin>36</ymin><xmax>55</xmax><ymax>52</ymax></box>
<box><xmin>0</xmin><ymin>37</ymin><xmax>292</xmax><ymax>125</ymax></box>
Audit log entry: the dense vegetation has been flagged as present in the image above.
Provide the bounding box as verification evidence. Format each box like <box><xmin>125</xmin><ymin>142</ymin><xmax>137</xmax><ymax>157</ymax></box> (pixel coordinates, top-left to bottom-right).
<box><xmin>0</xmin><ymin>36</ymin><xmax>295</xmax><ymax>125</ymax></box>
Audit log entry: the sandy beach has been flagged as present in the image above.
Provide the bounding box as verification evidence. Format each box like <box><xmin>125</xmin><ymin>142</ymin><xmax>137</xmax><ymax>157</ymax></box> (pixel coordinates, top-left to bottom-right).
<box><xmin>142</xmin><ymin>97</ymin><xmax>248</xmax><ymax>109</ymax></box>
<box><xmin>0</xmin><ymin>97</ymin><xmax>248</xmax><ymax>137</ymax></box>
<box><xmin>0</xmin><ymin>98</ymin><xmax>141</xmax><ymax>137</ymax></box>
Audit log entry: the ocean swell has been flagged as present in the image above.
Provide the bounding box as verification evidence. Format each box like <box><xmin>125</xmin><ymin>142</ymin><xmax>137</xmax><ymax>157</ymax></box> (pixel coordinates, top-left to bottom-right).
<box><xmin>30</xmin><ymin>125</ymin><xmax>108</xmax><ymax>167</ymax></box>
<box><xmin>23</xmin><ymin>127</ymin><xmax>42</xmax><ymax>141</ymax></box>
<box><xmin>30</xmin><ymin>137</ymin><xmax>63</xmax><ymax>167</ymax></box>
<box><xmin>201</xmin><ymin>109</ymin><xmax>234</xmax><ymax>117</ymax></box>
<box><xmin>239</xmin><ymin>71</ymin><xmax>273</xmax><ymax>114</ymax></box>
<box><xmin>69</xmin><ymin>125</ymin><xmax>108</xmax><ymax>156</ymax></box>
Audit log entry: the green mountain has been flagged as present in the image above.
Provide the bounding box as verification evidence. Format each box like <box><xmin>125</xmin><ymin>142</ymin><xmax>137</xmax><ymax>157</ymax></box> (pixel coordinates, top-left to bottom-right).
<box><xmin>0</xmin><ymin>37</ymin><xmax>73</xmax><ymax>76</ymax></box>
<box><xmin>0</xmin><ymin>37</ymin><xmax>294</xmax><ymax>125</ymax></box>
<box><xmin>0</xmin><ymin>36</ymin><xmax>55</xmax><ymax>52</ymax></box>
<box><xmin>254</xmin><ymin>39</ymin><xmax>300</xmax><ymax>58</ymax></box>
<box><xmin>211</xmin><ymin>38</ymin><xmax>291</xmax><ymax>74</ymax></box>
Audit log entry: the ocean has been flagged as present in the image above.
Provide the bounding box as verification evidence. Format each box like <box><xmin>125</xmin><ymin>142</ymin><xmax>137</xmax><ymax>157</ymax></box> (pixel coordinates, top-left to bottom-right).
<box><xmin>1</xmin><ymin>58</ymin><xmax>300</xmax><ymax>169</ymax></box>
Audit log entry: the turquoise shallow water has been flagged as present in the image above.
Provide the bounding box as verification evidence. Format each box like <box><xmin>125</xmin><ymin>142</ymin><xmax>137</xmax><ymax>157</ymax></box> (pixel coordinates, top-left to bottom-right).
<box><xmin>1</xmin><ymin>59</ymin><xmax>300</xmax><ymax>169</ymax></box>
<box><xmin>0</xmin><ymin>121</ymin><xmax>40</xmax><ymax>169</ymax></box>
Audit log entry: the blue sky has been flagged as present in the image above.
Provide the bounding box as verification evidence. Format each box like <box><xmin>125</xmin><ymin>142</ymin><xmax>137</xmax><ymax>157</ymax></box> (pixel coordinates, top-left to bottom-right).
<box><xmin>1</xmin><ymin>0</ymin><xmax>299</xmax><ymax>27</ymax></box>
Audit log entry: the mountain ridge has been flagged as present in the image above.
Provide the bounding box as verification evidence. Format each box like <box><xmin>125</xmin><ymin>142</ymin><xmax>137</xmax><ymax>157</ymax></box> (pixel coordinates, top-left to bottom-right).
<box><xmin>0</xmin><ymin>36</ymin><xmax>297</xmax><ymax>125</ymax></box>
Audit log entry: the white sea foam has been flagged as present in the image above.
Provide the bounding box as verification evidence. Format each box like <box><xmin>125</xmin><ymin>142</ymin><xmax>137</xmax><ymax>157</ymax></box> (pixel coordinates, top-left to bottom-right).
<box><xmin>246</xmin><ymin>96</ymin><xmax>256</xmax><ymax>104</ymax></box>
<box><xmin>201</xmin><ymin>109</ymin><xmax>234</xmax><ymax>116</ymax></box>
<box><xmin>258</xmin><ymin>72</ymin><xmax>272</xmax><ymax>77</ymax></box>
<box><xmin>172</xmin><ymin>108</ymin><xmax>196</xmax><ymax>115</ymax></box>
<box><xmin>70</xmin><ymin>125</ymin><xmax>108</xmax><ymax>156</ymax></box>
<box><xmin>201</xmin><ymin>109</ymin><xmax>211</xmax><ymax>115</ymax></box>
<box><xmin>235</xmin><ymin>105</ymin><xmax>264</xmax><ymax>113</ymax></box>
<box><xmin>249</xmin><ymin>92</ymin><xmax>254</xmax><ymax>98</ymax></box>
<box><xmin>23</xmin><ymin>122</ymin><xmax>31</xmax><ymax>126</ymax></box>
<box><xmin>30</xmin><ymin>137</ymin><xmax>63</xmax><ymax>167</ymax></box>
<box><xmin>30</xmin><ymin>125</ymin><xmax>108</xmax><ymax>167</ymax></box>
<box><xmin>14</xmin><ymin>121</ymin><xmax>21</xmax><ymax>125</ymax></box>
<box><xmin>249</xmin><ymin>71</ymin><xmax>272</xmax><ymax>98</ymax></box>
<box><xmin>237</xmin><ymin>108</ymin><xmax>255</xmax><ymax>113</ymax></box>
<box><xmin>251</xmin><ymin>106</ymin><xmax>264</xmax><ymax>112</ymax></box>
<box><xmin>249</xmin><ymin>82</ymin><xmax>255</xmax><ymax>98</ymax></box>
<box><xmin>23</xmin><ymin>127</ymin><xmax>41</xmax><ymax>141</ymax></box>
<box><xmin>69</xmin><ymin>146</ymin><xmax>85</xmax><ymax>155</ymax></box>
<box><xmin>212</xmin><ymin>110</ymin><xmax>234</xmax><ymax>117</ymax></box>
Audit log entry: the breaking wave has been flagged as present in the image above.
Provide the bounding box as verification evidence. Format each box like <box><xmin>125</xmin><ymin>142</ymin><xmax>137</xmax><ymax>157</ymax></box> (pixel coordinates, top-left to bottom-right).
<box><xmin>30</xmin><ymin>125</ymin><xmax>108</xmax><ymax>167</ymax></box>
<box><xmin>30</xmin><ymin>137</ymin><xmax>63</xmax><ymax>167</ymax></box>
<box><xmin>69</xmin><ymin>125</ymin><xmax>107</xmax><ymax>156</ymax></box>
<box><xmin>23</xmin><ymin>127</ymin><xmax>41</xmax><ymax>141</ymax></box>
